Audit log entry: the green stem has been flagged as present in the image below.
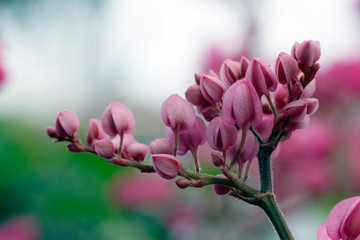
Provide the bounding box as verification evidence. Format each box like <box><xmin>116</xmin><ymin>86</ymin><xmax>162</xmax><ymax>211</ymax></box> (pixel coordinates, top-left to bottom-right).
<box><xmin>258</xmin><ymin>146</ymin><xmax>273</xmax><ymax>193</ymax></box>
<box><xmin>230</xmin><ymin>123</ymin><xmax>249</xmax><ymax>168</ymax></box>
<box><xmin>257</xmin><ymin>193</ymin><xmax>294</xmax><ymax>240</ymax></box>
<box><xmin>266</xmin><ymin>95</ymin><xmax>278</xmax><ymax>121</ymax></box>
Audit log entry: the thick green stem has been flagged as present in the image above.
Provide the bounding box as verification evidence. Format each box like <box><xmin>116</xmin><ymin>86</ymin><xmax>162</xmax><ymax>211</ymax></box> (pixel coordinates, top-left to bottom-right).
<box><xmin>257</xmin><ymin>193</ymin><xmax>294</xmax><ymax>240</ymax></box>
<box><xmin>258</xmin><ymin>146</ymin><xmax>273</xmax><ymax>193</ymax></box>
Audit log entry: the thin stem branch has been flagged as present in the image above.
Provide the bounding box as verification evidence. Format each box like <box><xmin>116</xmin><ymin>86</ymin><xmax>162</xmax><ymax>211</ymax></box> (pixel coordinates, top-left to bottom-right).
<box><xmin>266</xmin><ymin>95</ymin><xmax>278</xmax><ymax>121</ymax></box>
<box><xmin>230</xmin><ymin>123</ymin><xmax>249</xmax><ymax>168</ymax></box>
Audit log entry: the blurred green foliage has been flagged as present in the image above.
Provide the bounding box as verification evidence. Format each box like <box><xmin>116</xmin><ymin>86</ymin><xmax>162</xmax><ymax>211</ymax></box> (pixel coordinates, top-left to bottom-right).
<box><xmin>0</xmin><ymin>118</ymin><xmax>167</xmax><ymax>240</ymax></box>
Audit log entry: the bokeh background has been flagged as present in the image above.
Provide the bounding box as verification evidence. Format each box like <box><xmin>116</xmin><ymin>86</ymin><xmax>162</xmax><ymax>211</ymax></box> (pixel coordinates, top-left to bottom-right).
<box><xmin>1</xmin><ymin>0</ymin><xmax>360</xmax><ymax>239</ymax></box>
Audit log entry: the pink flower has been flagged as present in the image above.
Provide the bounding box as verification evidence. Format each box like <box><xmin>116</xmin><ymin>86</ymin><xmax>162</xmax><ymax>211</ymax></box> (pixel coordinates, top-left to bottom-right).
<box><xmin>211</xmin><ymin>152</ymin><xmax>225</xmax><ymax>167</ymax></box>
<box><xmin>292</xmin><ymin>40</ymin><xmax>321</xmax><ymax>67</ymax></box>
<box><xmin>152</xmin><ymin>154</ymin><xmax>182</xmax><ymax>180</ymax></box>
<box><xmin>222</xmin><ymin>78</ymin><xmax>262</xmax><ymax>128</ymax></box>
<box><xmin>55</xmin><ymin>110</ymin><xmax>79</xmax><ymax>138</ymax></box>
<box><xmin>101</xmin><ymin>102</ymin><xmax>135</xmax><ymax>137</ymax></box>
<box><xmin>206</xmin><ymin>116</ymin><xmax>237</xmax><ymax>151</ymax></box>
<box><xmin>176</xmin><ymin>116</ymin><xmax>206</xmax><ymax>155</ymax></box>
<box><xmin>185</xmin><ymin>84</ymin><xmax>208</xmax><ymax>106</ymax></box>
<box><xmin>161</xmin><ymin>94</ymin><xmax>196</xmax><ymax>131</ymax></box>
<box><xmin>275</xmin><ymin>52</ymin><xmax>299</xmax><ymax>85</ymax></box>
<box><xmin>220</xmin><ymin>58</ymin><xmax>247</xmax><ymax>86</ymax></box>
<box><xmin>199</xmin><ymin>74</ymin><xmax>227</xmax><ymax>103</ymax></box>
<box><xmin>86</xmin><ymin>119</ymin><xmax>109</xmax><ymax>147</ymax></box>
<box><xmin>226</xmin><ymin>130</ymin><xmax>259</xmax><ymax>163</ymax></box>
<box><xmin>245</xmin><ymin>58</ymin><xmax>278</xmax><ymax>96</ymax></box>
<box><xmin>283</xmin><ymin>100</ymin><xmax>307</xmax><ymax>121</ymax></box>
<box><xmin>149</xmin><ymin>138</ymin><xmax>173</xmax><ymax>155</ymax></box>
<box><xmin>125</xmin><ymin>142</ymin><xmax>148</xmax><ymax>162</ymax></box>
<box><xmin>94</xmin><ymin>139</ymin><xmax>116</xmax><ymax>158</ymax></box>
<box><xmin>317</xmin><ymin>196</ymin><xmax>360</xmax><ymax>240</ymax></box>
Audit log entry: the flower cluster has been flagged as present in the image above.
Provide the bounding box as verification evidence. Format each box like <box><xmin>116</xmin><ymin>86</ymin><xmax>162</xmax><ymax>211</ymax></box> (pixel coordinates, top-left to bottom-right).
<box><xmin>47</xmin><ymin>40</ymin><xmax>321</xmax><ymax>239</ymax></box>
<box><xmin>47</xmin><ymin>40</ymin><xmax>321</xmax><ymax>192</ymax></box>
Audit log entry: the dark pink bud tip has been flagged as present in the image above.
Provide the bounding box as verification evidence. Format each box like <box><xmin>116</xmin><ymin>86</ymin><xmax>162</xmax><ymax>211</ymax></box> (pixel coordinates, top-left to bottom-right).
<box><xmin>211</xmin><ymin>152</ymin><xmax>225</xmax><ymax>167</ymax></box>
<box><xmin>213</xmin><ymin>174</ymin><xmax>232</xmax><ymax>195</ymax></box>
<box><xmin>55</xmin><ymin>110</ymin><xmax>80</xmax><ymax>138</ymax></box>
<box><xmin>101</xmin><ymin>102</ymin><xmax>135</xmax><ymax>137</ymax></box>
<box><xmin>294</xmin><ymin>40</ymin><xmax>321</xmax><ymax>67</ymax></box>
<box><xmin>95</xmin><ymin>139</ymin><xmax>116</xmax><ymax>159</ymax></box>
<box><xmin>220</xmin><ymin>59</ymin><xmax>242</xmax><ymax>86</ymax></box>
<box><xmin>46</xmin><ymin>127</ymin><xmax>58</xmax><ymax>138</ymax></box>
<box><xmin>175</xmin><ymin>179</ymin><xmax>192</xmax><ymax>189</ymax></box>
<box><xmin>161</xmin><ymin>94</ymin><xmax>196</xmax><ymax>131</ymax></box>
<box><xmin>152</xmin><ymin>154</ymin><xmax>182</xmax><ymax>180</ymax></box>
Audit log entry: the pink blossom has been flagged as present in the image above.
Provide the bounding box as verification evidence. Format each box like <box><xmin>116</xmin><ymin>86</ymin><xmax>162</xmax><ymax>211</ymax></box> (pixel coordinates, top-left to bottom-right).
<box><xmin>220</xmin><ymin>58</ymin><xmax>247</xmax><ymax>86</ymax></box>
<box><xmin>176</xmin><ymin>116</ymin><xmax>206</xmax><ymax>155</ymax></box>
<box><xmin>185</xmin><ymin>84</ymin><xmax>208</xmax><ymax>106</ymax></box>
<box><xmin>86</xmin><ymin>119</ymin><xmax>109</xmax><ymax>147</ymax></box>
<box><xmin>94</xmin><ymin>139</ymin><xmax>116</xmax><ymax>158</ymax></box>
<box><xmin>161</xmin><ymin>94</ymin><xmax>196</xmax><ymax>131</ymax></box>
<box><xmin>275</xmin><ymin>52</ymin><xmax>299</xmax><ymax>85</ymax></box>
<box><xmin>293</xmin><ymin>40</ymin><xmax>321</xmax><ymax>67</ymax></box>
<box><xmin>317</xmin><ymin>196</ymin><xmax>360</xmax><ymax>240</ymax></box>
<box><xmin>206</xmin><ymin>116</ymin><xmax>237</xmax><ymax>152</ymax></box>
<box><xmin>55</xmin><ymin>110</ymin><xmax>79</xmax><ymax>138</ymax></box>
<box><xmin>152</xmin><ymin>154</ymin><xmax>182</xmax><ymax>180</ymax></box>
<box><xmin>226</xmin><ymin>130</ymin><xmax>259</xmax><ymax>164</ymax></box>
<box><xmin>222</xmin><ymin>78</ymin><xmax>262</xmax><ymax>128</ymax></box>
<box><xmin>245</xmin><ymin>58</ymin><xmax>278</xmax><ymax>96</ymax></box>
<box><xmin>101</xmin><ymin>102</ymin><xmax>135</xmax><ymax>137</ymax></box>
<box><xmin>149</xmin><ymin>138</ymin><xmax>173</xmax><ymax>155</ymax></box>
<box><xmin>199</xmin><ymin>74</ymin><xmax>227</xmax><ymax>103</ymax></box>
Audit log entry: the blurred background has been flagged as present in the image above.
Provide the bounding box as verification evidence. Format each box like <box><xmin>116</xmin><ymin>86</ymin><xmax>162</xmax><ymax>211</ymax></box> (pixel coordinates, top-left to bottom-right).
<box><xmin>1</xmin><ymin>0</ymin><xmax>360</xmax><ymax>239</ymax></box>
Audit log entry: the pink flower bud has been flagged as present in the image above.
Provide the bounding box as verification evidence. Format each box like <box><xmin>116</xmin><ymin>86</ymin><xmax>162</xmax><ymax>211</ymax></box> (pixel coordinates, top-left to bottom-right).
<box><xmin>161</xmin><ymin>94</ymin><xmax>196</xmax><ymax>131</ymax></box>
<box><xmin>222</xmin><ymin>78</ymin><xmax>262</xmax><ymax>128</ymax></box>
<box><xmin>305</xmin><ymin>98</ymin><xmax>319</xmax><ymax>115</ymax></box>
<box><xmin>294</xmin><ymin>40</ymin><xmax>321</xmax><ymax>67</ymax></box>
<box><xmin>288</xmin><ymin>115</ymin><xmax>310</xmax><ymax>130</ymax></box>
<box><xmin>302</xmin><ymin>80</ymin><xmax>316</xmax><ymax>98</ymax></box>
<box><xmin>86</xmin><ymin>119</ymin><xmax>109</xmax><ymax>147</ymax></box>
<box><xmin>55</xmin><ymin>110</ymin><xmax>79</xmax><ymax>138</ymax></box>
<box><xmin>206</xmin><ymin>116</ymin><xmax>237</xmax><ymax>151</ymax></box>
<box><xmin>211</xmin><ymin>152</ymin><xmax>225</xmax><ymax>167</ymax></box>
<box><xmin>152</xmin><ymin>154</ymin><xmax>182</xmax><ymax>180</ymax></box>
<box><xmin>275</xmin><ymin>52</ymin><xmax>299</xmax><ymax>84</ymax></box>
<box><xmin>126</xmin><ymin>142</ymin><xmax>148</xmax><ymax>162</ymax></box>
<box><xmin>95</xmin><ymin>139</ymin><xmax>115</xmax><ymax>158</ymax></box>
<box><xmin>283</xmin><ymin>100</ymin><xmax>307</xmax><ymax>121</ymax></box>
<box><xmin>220</xmin><ymin>59</ymin><xmax>242</xmax><ymax>86</ymax></box>
<box><xmin>149</xmin><ymin>138</ymin><xmax>173</xmax><ymax>155</ymax></box>
<box><xmin>199</xmin><ymin>74</ymin><xmax>227</xmax><ymax>103</ymax></box>
<box><xmin>101</xmin><ymin>102</ymin><xmax>135</xmax><ymax>137</ymax></box>
<box><xmin>213</xmin><ymin>174</ymin><xmax>232</xmax><ymax>195</ymax></box>
<box><xmin>317</xmin><ymin>196</ymin><xmax>360</xmax><ymax>240</ymax></box>
<box><xmin>177</xmin><ymin>117</ymin><xmax>206</xmax><ymax>155</ymax></box>
<box><xmin>175</xmin><ymin>179</ymin><xmax>192</xmax><ymax>189</ymax></box>
<box><xmin>200</xmin><ymin>106</ymin><xmax>221</xmax><ymax>122</ymax></box>
<box><xmin>46</xmin><ymin>127</ymin><xmax>58</xmax><ymax>138</ymax></box>
<box><xmin>185</xmin><ymin>84</ymin><xmax>208</xmax><ymax>106</ymax></box>
<box><xmin>245</xmin><ymin>58</ymin><xmax>278</xmax><ymax>96</ymax></box>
